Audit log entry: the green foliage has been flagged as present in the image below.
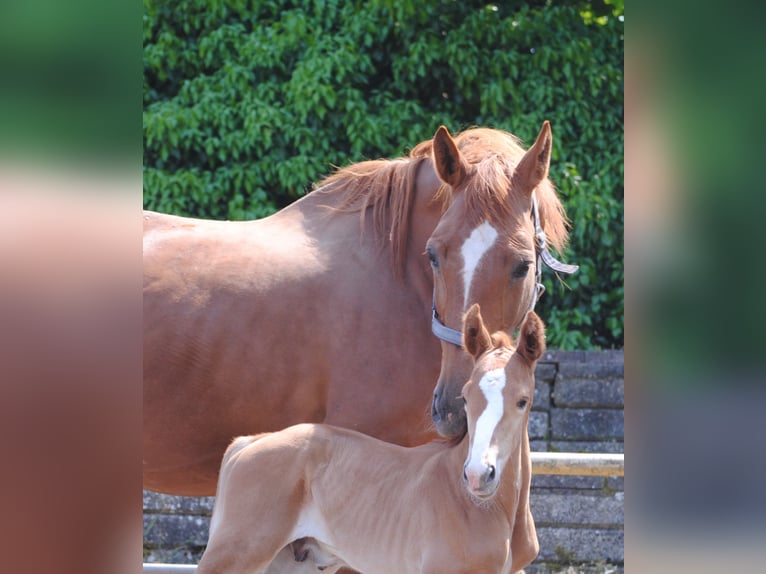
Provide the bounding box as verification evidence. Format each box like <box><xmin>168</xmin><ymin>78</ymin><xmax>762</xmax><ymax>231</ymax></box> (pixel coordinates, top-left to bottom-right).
<box><xmin>143</xmin><ymin>0</ymin><xmax>623</xmax><ymax>349</ymax></box>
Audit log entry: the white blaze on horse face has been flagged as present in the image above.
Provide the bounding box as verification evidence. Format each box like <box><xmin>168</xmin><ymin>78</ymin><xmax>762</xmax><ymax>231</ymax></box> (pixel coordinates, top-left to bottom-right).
<box><xmin>460</xmin><ymin>221</ymin><xmax>499</xmax><ymax>309</ymax></box>
<box><xmin>466</xmin><ymin>367</ymin><xmax>506</xmax><ymax>475</ymax></box>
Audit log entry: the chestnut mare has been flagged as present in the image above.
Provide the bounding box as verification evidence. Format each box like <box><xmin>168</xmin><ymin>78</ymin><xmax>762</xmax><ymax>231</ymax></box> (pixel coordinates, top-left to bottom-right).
<box><xmin>144</xmin><ymin>122</ymin><xmax>573</xmax><ymax>495</ymax></box>
<box><xmin>197</xmin><ymin>304</ymin><xmax>545</xmax><ymax>574</ymax></box>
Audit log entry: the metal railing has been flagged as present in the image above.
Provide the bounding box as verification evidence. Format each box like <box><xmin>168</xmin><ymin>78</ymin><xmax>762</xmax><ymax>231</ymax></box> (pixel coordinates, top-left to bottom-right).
<box><xmin>143</xmin><ymin>566</ymin><xmax>197</xmax><ymax>574</ymax></box>
<box><xmin>531</xmin><ymin>452</ymin><xmax>624</xmax><ymax>476</ymax></box>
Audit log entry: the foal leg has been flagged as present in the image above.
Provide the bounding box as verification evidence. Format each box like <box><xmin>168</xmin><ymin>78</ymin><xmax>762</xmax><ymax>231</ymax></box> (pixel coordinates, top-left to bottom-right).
<box><xmin>261</xmin><ymin>540</ymin><xmax>347</xmax><ymax>574</ymax></box>
<box><xmin>283</xmin><ymin>538</ymin><xmax>347</xmax><ymax>574</ymax></box>
<box><xmin>196</xmin><ymin>527</ymin><xmax>291</xmax><ymax>574</ymax></box>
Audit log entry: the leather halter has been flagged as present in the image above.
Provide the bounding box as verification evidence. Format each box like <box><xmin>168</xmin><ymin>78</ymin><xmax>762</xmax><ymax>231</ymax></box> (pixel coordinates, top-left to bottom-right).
<box><xmin>430</xmin><ymin>193</ymin><xmax>579</xmax><ymax>348</ymax></box>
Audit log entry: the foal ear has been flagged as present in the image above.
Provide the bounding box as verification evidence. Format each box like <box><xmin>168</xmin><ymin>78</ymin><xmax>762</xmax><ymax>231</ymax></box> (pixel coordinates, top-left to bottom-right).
<box><xmin>517</xmin><ymin>311</ymin><xmax>546</xmax><ymax>364</ymax></box>
<box><xmin>432</xmin><ymin>125</ymin><xmax>468</xmax><ymax>189</ymax></box>
<box><xmin>514</xmin><ymin>121</ymin><xmax>552</xmax><ymax>195</ymax></box>
<box><xmin>463</xmin><ymin>303</ymin><xmax>493</xmax><ymax>360</ymax></box>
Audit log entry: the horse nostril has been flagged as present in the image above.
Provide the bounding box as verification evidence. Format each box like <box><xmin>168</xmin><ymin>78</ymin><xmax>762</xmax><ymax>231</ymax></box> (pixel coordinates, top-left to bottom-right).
<box><xmin>431</xmin><ymin>394</ymin><xmax>440</xmax><ymax>420</ymax></box>
<box><xmin>487</xmin><ymin>465</ymin><xmax>496</xmax><ymax>482</ymax></box>
<box><xmin>463</xmin><ymin>465</ymin><xmax>468</xmax><ymax>483</ymax></box>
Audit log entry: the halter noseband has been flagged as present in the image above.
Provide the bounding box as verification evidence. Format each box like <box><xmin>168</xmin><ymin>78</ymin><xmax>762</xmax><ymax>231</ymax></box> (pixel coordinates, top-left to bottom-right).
<box><xmin>430</xmin><ymin>193</ymin><xmax>579</xmax><ymax>348</ymax></box>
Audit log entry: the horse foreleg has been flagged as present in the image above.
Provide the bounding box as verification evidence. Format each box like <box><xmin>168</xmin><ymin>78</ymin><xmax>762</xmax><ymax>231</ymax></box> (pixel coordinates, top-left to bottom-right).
<box><xmin>197</xmin><ymin>520</ymin><xmax>303</xmax><ymax>574</ymax></box>
<box><xmin>196</xmin><ymin>536</ymin><xmax>288</xmax><ymax>574</ymax></box>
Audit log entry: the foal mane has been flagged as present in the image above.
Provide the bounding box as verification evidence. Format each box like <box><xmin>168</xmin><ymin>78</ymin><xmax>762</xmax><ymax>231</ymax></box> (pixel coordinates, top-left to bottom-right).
<box><xmin>490</xmin><ymin>330</ymin><xmax>513</xmax><ymax>351</ymax></box>
<box><xmin>314</xmin><ymin>127</ymin><xmax>570</xmax><ymax>278</ymax></box>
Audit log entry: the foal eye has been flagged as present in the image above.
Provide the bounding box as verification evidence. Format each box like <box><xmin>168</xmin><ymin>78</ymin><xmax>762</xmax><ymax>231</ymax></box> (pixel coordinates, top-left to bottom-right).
<box><xmin>516</xmin><ymin>399</ymin><xmax>528</xmax><ymax>409</ymax></box>
<box><xmin>426</xmin><ymin>247</ymin><xmax>440</xmax><ymax>269</ymax></box>
<box><xmin>511</xmin><ymin>260</ymin><xmax>532</xmax><ymax>279</ymax></box>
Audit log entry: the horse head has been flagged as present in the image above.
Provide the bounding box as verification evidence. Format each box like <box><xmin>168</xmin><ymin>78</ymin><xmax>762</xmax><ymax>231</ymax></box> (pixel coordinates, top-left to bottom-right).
<box><xmin>460</xmin><ymin>303</ymin><xmax>545</xmax><ymax>500</ymax></box>
<box><xmin>425</xmin><ymin>122</ymin><xmax>562</xmax><ymax>438</ymax></box>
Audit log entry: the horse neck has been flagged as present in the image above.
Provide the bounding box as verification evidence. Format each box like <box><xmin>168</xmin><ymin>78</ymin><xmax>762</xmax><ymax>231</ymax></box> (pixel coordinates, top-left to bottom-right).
<box><xmin>297</xmin><ymin>157</ymin><xmax>444</xmax><ymax>305</ymax></box>
<box><xmin>423</xmin><ymin>435</ymin><xmax>471</xmax><ymax>504</ymax></box>
<box><xmin>400</xmin><ymin>158</ymin><xmax>445</xmax><ymax>297</ymax></box>
<box><xmin>498</xmin><ymin>436</ymin><xmax>528</xmax><ymax>510</ymax></box>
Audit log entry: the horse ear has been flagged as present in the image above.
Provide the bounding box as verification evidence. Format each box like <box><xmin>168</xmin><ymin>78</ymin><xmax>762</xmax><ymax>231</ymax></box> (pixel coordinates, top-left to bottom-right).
<box><xmin>516</xmin><ymin>311</ymin><xmax>546</xmax><ymax>364</ymax></box>
<box><xmin>514</xmin><ymin>121</ymin><xmax>552</xmax><ymax>195</ymax></box>
<box><xmin>463</xmin><ymin>303</ymin><xmax>493</xmax><ymax>360</ymax></box>
<box><xmin>432</xmin><ymin>125</ymin><xmax>468</xmax><ymax>188</ymax></box>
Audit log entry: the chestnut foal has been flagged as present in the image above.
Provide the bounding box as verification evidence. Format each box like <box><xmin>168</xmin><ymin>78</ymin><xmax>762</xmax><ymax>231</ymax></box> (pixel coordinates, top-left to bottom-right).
<box><xmin>197</xmin><ymin>304</ymin><xmax>544</xmax><ymax>574</ymax></box>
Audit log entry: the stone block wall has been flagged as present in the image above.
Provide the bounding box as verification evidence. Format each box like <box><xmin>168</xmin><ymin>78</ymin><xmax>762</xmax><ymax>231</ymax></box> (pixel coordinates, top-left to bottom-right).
<box><xmin>526</xmin><ymin>350</ymin><xmax>624</xmax><ymax>572</ymax></box>
<box><xmin>144</xmin><ymin>350</ymin><xmax>624</xmax><ymax>571</ymax></box>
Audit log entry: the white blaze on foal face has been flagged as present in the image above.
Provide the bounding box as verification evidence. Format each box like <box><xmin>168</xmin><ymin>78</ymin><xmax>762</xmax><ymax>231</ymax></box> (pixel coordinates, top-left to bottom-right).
<box><xmin>465</xmin><ymin>366</ymin><xmax>506</xmax><ymax>477</ymax></box>
<box><xmin>460</xmin><ymin>221</ymin><xmax>499</xmax><ymax>309</ymax></box>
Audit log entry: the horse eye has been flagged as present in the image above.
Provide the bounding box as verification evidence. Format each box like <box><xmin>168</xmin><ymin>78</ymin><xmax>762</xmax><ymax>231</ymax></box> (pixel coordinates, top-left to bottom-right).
<box><xmin>426</xmin><ymin>247</ymin><xmax>439</xmax><ymax>269</ymax></box>
<box><xmin>511</xmin><ymin>261</ymin><xmax>531</xmax><ymax>279</ymax></box>
<box><xmin>516</xmin><ymin>398</ymin><xmax>528</xmax><ymax>409</ymax></box>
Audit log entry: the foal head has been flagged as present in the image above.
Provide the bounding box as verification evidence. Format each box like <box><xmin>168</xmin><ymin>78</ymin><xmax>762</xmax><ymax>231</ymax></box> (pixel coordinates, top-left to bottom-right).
<box><xmin>460</xmin><ymin>304</ymin><xmax>545</xmax><ymax>500</ymax></box>
<box><xmin>423</xmin><ymin>122</ymin><xmax>563</xmax><ymax>438</ymax></box>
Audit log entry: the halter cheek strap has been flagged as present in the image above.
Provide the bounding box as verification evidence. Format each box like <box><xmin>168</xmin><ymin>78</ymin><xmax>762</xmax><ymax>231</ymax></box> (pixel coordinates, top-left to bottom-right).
<box><xmin>431</xmin><ymin>192</ymin><xmax>579</xmax><ymax>348</ymax></box>
<box><xmin>431</xmin><ymin>299</ymin><xmax>465</xmax><ymax>348</ymax></box>
<box><xmin>530</xmin><ymin>193</ymin><xmax>579</xmax><ymax>311</ymax></box>
<box><xmin>532</xmin><ymin>194</ymin><xmax>579</xmax><ymax>275</ymax></box>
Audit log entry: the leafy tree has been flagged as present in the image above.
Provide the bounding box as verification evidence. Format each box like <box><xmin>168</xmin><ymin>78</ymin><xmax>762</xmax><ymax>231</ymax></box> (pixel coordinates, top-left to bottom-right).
<box><xmin>143</xmin><ymin>0</ymin><xmax>623</xmax><ymax>349</ymax></box>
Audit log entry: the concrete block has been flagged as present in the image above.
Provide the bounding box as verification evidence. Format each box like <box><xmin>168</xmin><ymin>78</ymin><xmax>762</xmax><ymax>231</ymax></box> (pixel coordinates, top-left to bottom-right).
<box><xmin>607</xmin><ymin>476</ymin><xmax>624</xmax><ymax>491</ymax></box>
<box><xmin>535</xmin><ymin>362</ymin><xmax>558</xmax><ymax>382</ymax></box>
<box><xmin>143</xmin><ymin>491</ymin><xmax>215</xmax><ymax>514</ymax></box>
<box><xmin>553</xmin><ymin>377</ymin><xmax>624</xmax><ymax>408</ymax></box>
<box><xmin>536</xmin><ymin>526</ymin><xmax>624</xmax><ymax>562</ymax></box>
<box><xmin>530</xmin><ymin>440</ymin><xmax>549</xmax><ymax>452</ymax></box>
<box><xmin>143</xmin><ymin>514</ymin><xmax>210</xmax><ymax>547</ymax></box>
<box><xmin>546</xmin><ymin>350</ymin><xmax>624</xmax><ymax>379</ymax></box>
<box><xmin>550</xmin><ymin>409</ymin><xmax>624</xmax><ymax>441</ymax></box>
<box><xmin>549</xmin><ymin>440</ymin><xmax>624</xmax><ymax>454</ymax></box>
<box><xmin>531</xmin><ymin>492</ymin><xmax>624</xmax><ymax>527</ymax></box>
<box><xmin>534</xmin><ymin>379</ymin><xmax>551</xmax><ymax>411</ymax></box>
<box><xmin>529</xmin><ymin>411</ymin><xmax>549</xmax><ymax>439</ymax></box>
<box><xmin>531</xmin><ymin>475</ymin><xmax>607</xmax><ymax>490</ymax></box>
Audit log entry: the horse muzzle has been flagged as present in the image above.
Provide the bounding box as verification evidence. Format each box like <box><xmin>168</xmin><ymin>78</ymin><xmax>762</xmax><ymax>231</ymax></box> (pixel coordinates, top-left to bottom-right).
<box><xmin>431</xmin><ymin>388</ymin><xmax>467</xmax><ymax>438</ymax></box>
<box><xmin>463</xmin><ymin>462</ymin><xmax>498</xmax><ymax>499</ymax></box>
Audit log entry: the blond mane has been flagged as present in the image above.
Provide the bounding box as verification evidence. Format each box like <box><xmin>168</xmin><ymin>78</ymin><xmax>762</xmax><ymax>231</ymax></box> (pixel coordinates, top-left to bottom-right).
<box><xmin>315</xmin><ymin>127</ymin><xmax>570</xmax><ymax>277</ymax></box>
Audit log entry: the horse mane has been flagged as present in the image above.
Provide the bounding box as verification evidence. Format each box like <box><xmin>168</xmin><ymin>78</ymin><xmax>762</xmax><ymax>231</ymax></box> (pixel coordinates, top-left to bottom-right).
<box><xmin>314</xmin><ymin>127</ymin><xmax>570</xmax><ymax>278</ymax></box>
<box><xmin>314</xmin><ymin>155</ymin><xmax>430</xmax><ymax>279</ymax></box>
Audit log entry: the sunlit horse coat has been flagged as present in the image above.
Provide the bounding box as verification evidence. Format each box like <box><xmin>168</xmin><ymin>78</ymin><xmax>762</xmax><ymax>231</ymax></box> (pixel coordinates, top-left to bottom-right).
<box><xmin>144</xmin><ymin>123</ymin><xmax>570</xmax><ymax>498</ymax></box>
<box><xmin>197</xmin><ymin>305</ymin><xmax>544</xmax><ymax>574</ymax></box>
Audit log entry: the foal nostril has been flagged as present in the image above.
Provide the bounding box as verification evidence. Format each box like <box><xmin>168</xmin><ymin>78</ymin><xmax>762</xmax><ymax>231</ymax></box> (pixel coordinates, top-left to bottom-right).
<box><xmin>431</xmin><ymin>393</ymin><xmax>440</xmax><ymax>420</ymax></box>
<box><xmin>463</xmin><ymin>465</ymin><xmax>468</xmax><ymax>483</ymax></box>
<box><xmin>487</xmin><ymin>464</ymin><xmax>496</xmax><ymax>482</ymax></box>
